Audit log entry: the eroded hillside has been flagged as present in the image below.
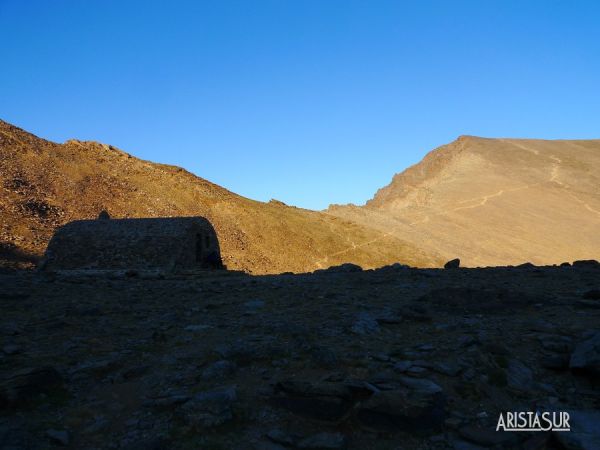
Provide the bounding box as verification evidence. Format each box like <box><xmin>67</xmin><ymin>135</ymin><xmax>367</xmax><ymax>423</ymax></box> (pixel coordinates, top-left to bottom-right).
<box><xmin>0</xmin><ymin>120</ymin><xmax>440</xmax><ymax>273</ymax></box>
<box><xmin>329</xmin><ymin>136</ymin><xmax>600</xmax><ymax>266</ymax></box>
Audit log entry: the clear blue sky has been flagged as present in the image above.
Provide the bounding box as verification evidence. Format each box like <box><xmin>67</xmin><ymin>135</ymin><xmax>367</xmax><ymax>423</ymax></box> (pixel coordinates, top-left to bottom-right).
<box><xmin>1</xmin><ymin>1</ymin><xmax>599</xmax><ymax>210</ymax></box>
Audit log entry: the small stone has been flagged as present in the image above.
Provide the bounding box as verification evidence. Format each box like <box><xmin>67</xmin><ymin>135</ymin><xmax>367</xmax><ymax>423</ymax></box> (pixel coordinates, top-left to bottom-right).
<box><xmin>2</xmin><ymin>344</ymin><xmax>21</xmax><ymax>355</ymax></box>
<box><xmin>84</xmin><ymin>417</ymin><xmax>109</xmax><ymax>434</ymax></box>
<box><xmin>398</xmin><ymin>376</ymin><xmax>443</xmax><ymax>394</ymax></box>
<box><xmin>462</xmin><ymin>368</ymin><xmax>476</xmax><ymax>380</ymax></box>
<box><xmin>406</xmin><ymin>366</ymin><xmax>428</xmax><ymax>377</ymax></box>
<box><xmin>375</xmin><ymin>309</ymin><xmax>402</xmax><ymax>324</ymax></box>
<box><xmin>0</xmin><ymin>323</ymin><xmax>21</xmax><ymax>336</ymax></box>
<box><xmin>145</xmin><ymin>393</ymin><xmax>190</xmax><ymax>409</ymax></box>
<box><xmin>351</xmin><ymin>312</ymin><xmax>380</xmax><ymax>335</ymax></box>
<box><xmin>180</xmin><ymin>386</ymin><xmax>237</xmax><ymax>428</ymax></box>
<box><xmin>125</xmin><ymin>418</ymin><xmax>139</xmax><ymax>427</ymax></box>
<box><xmin>445</xmin><ymin>417</ymin><xmax>463</xmax><ymax>429</ymax></box>
<box><xmin>394</xmin><ymin>361</ymin><xmax>413</xmax><ymax>372</ymax></box>
<box><xmin>371</xmin><ymin>353</ymin><xmax>391</xmax><ymax>362</ymax></box>
<box><xmin>46</xmin><ymin>429</ymin><xmax>69</xmax><ymax>446</ymax></box>
<box><xmin>214</xmin><ymin>339</ymin><xmax>274</xmax><ymax>365</ymax></box>
<box><xmin>270</xmin><ymin>380</ymin><xmax>354</xmax><ymax>422</ymax></box>
<box><xmin>244</xmin><ymin>299</ymin><xmax>265</xmax><ymax>310</ymax></box>
<box><xmin>507</xmin><ymin>359</ymin><xmax>534</xmax><ymax>392</ymax></box>
<box><xmin>432</xmin><ymin>362</ymin><xmax>462</xmax><ymax>377</ymax></box>
<box><xmin>69</xmin><ymin>357</ymin><xmax>121</xmax><ymax>379</ymax></box>
<box><xmin>537</xmin><ymin>382</ymin><xmax>557</xmax><ymax>395</ymax></box>
<box><xmin>201</xmin><ymin>360</ymin><xmax>237</xmax><ymax>380</ymax></box>
<box><xmin>266</xmin><ymin>429</ymin><xmax>296</xmax><ymax>447</ymax></box>
<box><xmin>541</xmin><ymin>338</ymin><xmax>572</xmax><ymax>353</ymax></box>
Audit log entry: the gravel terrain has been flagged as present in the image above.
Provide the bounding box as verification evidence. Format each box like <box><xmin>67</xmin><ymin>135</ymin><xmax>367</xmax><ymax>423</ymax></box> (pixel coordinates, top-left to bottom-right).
<box><xmin>2</xmin><ymin>262</ymin><xmax>599</xmax><ymax>449</ymax></box>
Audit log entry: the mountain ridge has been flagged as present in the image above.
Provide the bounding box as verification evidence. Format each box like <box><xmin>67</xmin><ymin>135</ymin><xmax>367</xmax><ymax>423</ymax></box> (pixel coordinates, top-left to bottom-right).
<box><xmin>0</xmin><ymin>119</ymin><xmax>440</xmax><ymax>273</ymax></box>
<box><xmin>329</xmin><ymin>134</ymin><xmax>600</xmax><ymax>266</ymax></box>
<box><xmin>3</xmin><ymin>118</ymin><xmax>599</xmax><ymax>272</ymax></box>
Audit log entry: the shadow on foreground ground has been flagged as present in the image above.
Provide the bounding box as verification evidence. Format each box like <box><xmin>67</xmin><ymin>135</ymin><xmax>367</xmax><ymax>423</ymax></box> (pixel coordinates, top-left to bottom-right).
<box><xmin>1</xmin><ymin>261</ymin><xmax>599</xmax><ymax>449</ymax></box>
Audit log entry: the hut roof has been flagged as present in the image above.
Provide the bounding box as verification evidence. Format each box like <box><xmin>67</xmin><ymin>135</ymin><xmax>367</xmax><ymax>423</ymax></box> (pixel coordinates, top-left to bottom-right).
<box><xmin>57</xmin><ymin>216</ymin><xmax>214</xmax><ymax>236</ymax></box>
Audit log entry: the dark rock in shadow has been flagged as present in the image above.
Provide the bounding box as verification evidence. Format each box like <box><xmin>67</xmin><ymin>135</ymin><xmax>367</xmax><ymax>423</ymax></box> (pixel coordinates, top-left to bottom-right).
<box><xmin>444</xmin><ymin>258</ymin><xmax>460</xmax><ymax>269</ymax></box>
<box><xmin>573</xmin><ymin>259</ymin><xmax>600</xmax><ymax>269</ymax></box>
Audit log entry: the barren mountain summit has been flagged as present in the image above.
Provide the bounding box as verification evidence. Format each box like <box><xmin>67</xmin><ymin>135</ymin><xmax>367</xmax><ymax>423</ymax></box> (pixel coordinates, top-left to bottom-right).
<box><xmin>329</xmin><ymin>135</ymin><xmax>600</xmax><ymax>266</ymax></box>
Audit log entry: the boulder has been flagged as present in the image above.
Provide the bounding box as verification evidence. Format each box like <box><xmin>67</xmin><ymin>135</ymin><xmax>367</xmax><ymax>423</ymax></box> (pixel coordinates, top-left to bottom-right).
<box><xmin>517</xmin><ymin>262</ymin><xmax>536</xmax><ymax>268</ymax></box>
<box><xmin>201</xmin><ymin>360</ymin><xmax>237</xmax><ymax>380</ymax></box>
<box><xmin>270</xmin><ymin>380</ymin><xmax>354</xmax><ymax>422</ymax></box>
<box><xmin>573</xmin><ymin>260</ymin><xmax>600</xmax><ymax>269</ymax></box>
<box><xmin>179</xmin><ymin>386</ymin><xmax>237</xmax><ymax>428</ymax></box>
<box><xmin>351</xmin><ymin>312</ymin><xmax>380</xmax><ymax>335</ymax></box>
<box><xmin>570</xmin><ymin>331</ymin><xmax>600</xmax><ymax>378</ymax></box>
<box><xmin>444</xmin><ymin>258</ymin><xmax>460</xmax><ymax>269</ymax></box>
<box><xmin>46</xmin><ymin>429</ymin><xmax>70</xmax><ymax>446</ymax></box>
<box><xmin>356</xmin><ymin>386</ymin><xmax>446</xmax><ymax>434</ymax></box>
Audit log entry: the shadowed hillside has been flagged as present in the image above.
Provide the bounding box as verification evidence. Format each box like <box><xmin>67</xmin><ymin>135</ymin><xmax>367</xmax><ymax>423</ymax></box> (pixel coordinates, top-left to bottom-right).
<box><xmin>328</xmin><ymin>135</ymin><xmax>600</xmax><ymax>266</ymax></box>
<box><xmin>0</xmin><ymin>119</ymin><xmax>440</xmax><ymax>273</ymax></box>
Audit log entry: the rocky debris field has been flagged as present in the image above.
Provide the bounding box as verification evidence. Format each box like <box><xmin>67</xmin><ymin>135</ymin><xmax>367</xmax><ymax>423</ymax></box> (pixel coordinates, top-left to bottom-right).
<box><xmin>1</xmin><ymin>263</ymin><xmax>599</xmax><ymax>449</ymax></box>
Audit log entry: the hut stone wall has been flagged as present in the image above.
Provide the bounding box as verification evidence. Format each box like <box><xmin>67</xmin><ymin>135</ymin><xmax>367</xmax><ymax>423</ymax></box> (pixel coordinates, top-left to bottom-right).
<box><xmin>41</xmin><ymin>216</ymin><xmax>223</xmax><ymax>271</ymax></box>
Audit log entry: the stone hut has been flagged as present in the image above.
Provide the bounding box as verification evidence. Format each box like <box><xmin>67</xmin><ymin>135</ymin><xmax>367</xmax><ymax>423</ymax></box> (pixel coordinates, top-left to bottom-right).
<box><xmin>40</xmin><ymin>215</ymin><xmax>223</xmax><ymax>271</ymax></box>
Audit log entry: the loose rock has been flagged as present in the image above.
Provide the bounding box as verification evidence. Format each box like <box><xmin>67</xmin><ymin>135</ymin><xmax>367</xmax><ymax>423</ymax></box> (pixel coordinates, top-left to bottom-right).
<box><xmin>570</xmin><ymin>331</ymin><xmax>600</xmax><ymax>378</ymax></box>
<box><xmin>180</xmin><ymin>386</ymin><xmax>237</xmax><ymax>428</ymax></box>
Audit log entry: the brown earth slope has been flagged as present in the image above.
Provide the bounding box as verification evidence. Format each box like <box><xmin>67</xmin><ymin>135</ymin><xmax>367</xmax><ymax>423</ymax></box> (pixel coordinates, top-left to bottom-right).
<box><xmin>0</xmin><ymin>119</ymin><xmax>440</xmax><ymax>273</ymax></box>
<box><xmin>328</xmin><ymin>135</ymin><xmax>600</xmax><ymax>266</ymax></box>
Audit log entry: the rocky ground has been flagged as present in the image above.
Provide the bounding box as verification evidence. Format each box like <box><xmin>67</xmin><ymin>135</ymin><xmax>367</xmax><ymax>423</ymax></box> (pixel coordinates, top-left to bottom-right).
<box><xmin>1</xmin><ymin>262</ymin><xmax>599</xmax><ymax>449</ymax></box>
